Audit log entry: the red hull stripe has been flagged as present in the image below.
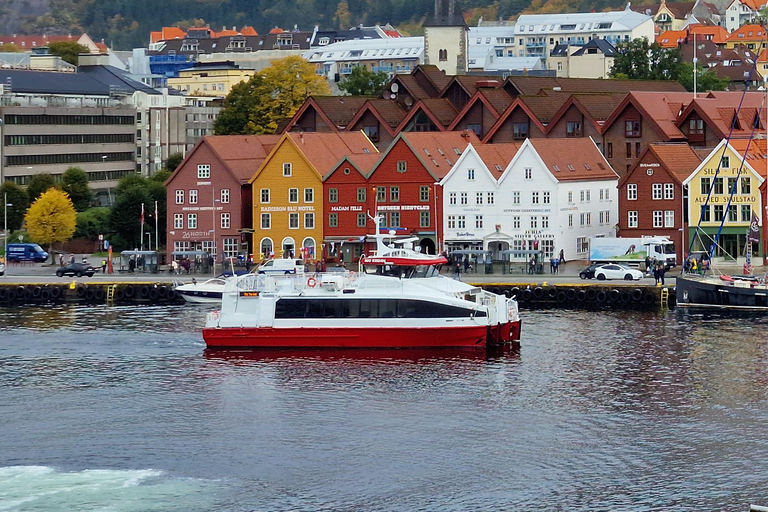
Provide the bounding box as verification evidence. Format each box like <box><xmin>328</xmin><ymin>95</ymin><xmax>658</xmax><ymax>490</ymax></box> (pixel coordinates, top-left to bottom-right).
<box><xmin>203</xmin><ymin>322</ymin><xmax>520</xmax><ymax>348</ymax></box>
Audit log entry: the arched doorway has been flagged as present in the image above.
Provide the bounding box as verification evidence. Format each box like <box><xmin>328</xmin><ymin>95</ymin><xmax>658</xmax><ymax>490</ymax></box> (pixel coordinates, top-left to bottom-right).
<box><xmin>419</xmin><ymin>238</ymin><xmax>436</xmax><ymax>255</ymax></box>
<box><xmin>260</xmin><ymin>238</ymin><xmax>273</xmax><ymax>259</ymax></box>
<box><xmin>302</xmin><ymin>237</ymin><xmax>316</xmax><ymax>261</ymax></box>
<box><xmin>487</xmin><ymin>241</ymin><xmax>509</xmax><ymax>261</ymax></box>
<box><xmin>281</xmin><ymin>237</ymin><xmax>296</xmax><ymax>258</ymax></box>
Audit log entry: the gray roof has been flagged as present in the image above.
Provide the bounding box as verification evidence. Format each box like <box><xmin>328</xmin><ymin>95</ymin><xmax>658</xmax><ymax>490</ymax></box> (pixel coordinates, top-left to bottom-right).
<box><xmin>149</xmin><ymin>32</ymin><xmax>313</xmax><ymax>56</ymax></box>
<box><xmin>571</xmin><ymin>39</ymin><xmax>617</xmax><ymax>56</ymax></box>
<box><xmin>78</xmin><ymin>64</ymin><xmax>161</xmax><ymax>94</ymax></box>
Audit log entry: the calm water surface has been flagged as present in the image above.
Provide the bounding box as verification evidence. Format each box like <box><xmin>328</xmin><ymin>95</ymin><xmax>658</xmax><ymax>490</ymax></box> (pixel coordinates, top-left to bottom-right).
<box><xmin>1</xmin><ymin>305</ymin><xmax>768</xmax><ymax>511</ymax></box>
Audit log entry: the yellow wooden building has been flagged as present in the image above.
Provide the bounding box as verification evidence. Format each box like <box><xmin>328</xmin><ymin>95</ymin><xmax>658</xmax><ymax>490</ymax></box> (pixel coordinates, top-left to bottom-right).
<box><xmin>249</xmin><ymin>132</ymin><xmax>378</xmax><ymax>261</ymax></box>
<box><xmin>683</xmin><ymin>139</ymin><xmax>765</xmax><ymax>258</ymax></box>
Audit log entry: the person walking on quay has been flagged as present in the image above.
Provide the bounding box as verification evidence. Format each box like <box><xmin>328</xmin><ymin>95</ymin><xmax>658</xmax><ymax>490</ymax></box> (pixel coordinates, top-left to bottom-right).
<box><xmin>454</xmin><ymin>261</ymin><xmax>461</xmax><ymax>280</ymax></box>
<box><xmin>101</xmin><ymin>259</ymin><xmax>107</xmax><ymax>273</ymax></box>
<box><xmin>559</xmin><ymin>249</ymin><xmax>566</xmax><ymax>266</ymax></box>
<box><xmin>659</xmin><ymin>264</ymin><xmax>666</xmax><ymax>285</ymax></box>
<box><xmin>653</xmin><ymin>264</ymin><xmax>661</xmax><ymax>285</ymax></box>
<box><xmin>550</xmin><ymin>257</ymin><xmax>556</xmax><ymax>273</ymax></box>
<box><xmin>554</xmin><ymin>257</ymin><xmax>560</xmax><ymax>273</ymax></box>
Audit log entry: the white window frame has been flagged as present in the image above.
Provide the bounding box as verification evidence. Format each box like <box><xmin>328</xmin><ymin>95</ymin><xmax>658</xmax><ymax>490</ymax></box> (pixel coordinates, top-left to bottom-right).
<box><xmin>283</xmin><ymin>163</ymin><xmax>292</xmax><ymax>176</ymax></box>
<box><xmin>652</xmin><ymin>183</ymin><xmax>663</xmax><ymax>200</ymax></box>
<box><xmin>261</xmin><ymin>213</ymin><xmax>271</xmax><ymax>229</ymax></box>
<box><xmin>189</xmin><ymin>189</ymin><xmax>198</xmax><ymax>204</ymax></box>
<box><xmin>220</xmin><ymin>189</ymin><xmax>230</xmax><ymax>203</ymax></box>
<box><xmin>197</xmin><ymin>164</ymin><xmax>210</xmax><ymax>178</ymax></box>
<box><xmin>221</xmin><ymin>212</ymin><xmax>230</xmax><ymax>229</ymax></box>
<box><xmin>304</xmin><ymin>188</ymin><xmax>314</xmax><ymax>203</ymax></box>
<box><xmin>627</xmin><ymin>184</ymin><xmax>637</xmax><ymax>200</ymax></box>
<box><xmin>628</xmin><ymin>211</ymin><xmax>638</xmax><ymax>228</ymax></box>
<box><xmin>187</xmin><ymin>213</ymin><xmax>197</xmax><ymax>229</ymax></box>
<box><xmin>304</xmin><ymin>212</ymin><xmax>315</xmax><ymax>229</ymax></box>
<box><xmin>664</xmin><ymin>210</ymin><xmax>674</xmax><ymax>227</ymax></box>
<box><xmin>175</xmin><ymin>190</ymin><xmax>184</xmax><ymax>204</ymax></box>
<box><xmin>653</xmin><ymin>210</ymin><xmax>663</xmax><ymax>228</ymax></box>
<box><xmin>289</xmin><ymin>212</ymin><xmax>299</xmax><ymax>229</ymax></box>
<box><xmin>174</xmin><ymin>213</ymin><xmax>183</xmax><ymax>229</ymax></box>
<box><xmin>663</xmin><ymin>183</ymin><xmax>674</xmax><ymax>200</ymax></box>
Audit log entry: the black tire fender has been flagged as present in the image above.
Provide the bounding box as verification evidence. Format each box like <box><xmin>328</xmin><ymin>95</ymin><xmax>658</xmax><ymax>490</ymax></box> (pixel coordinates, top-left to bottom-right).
<box><xmin>547</xmin><ymin>287</ymin><xmax>558</xmax><ymax>299</ymax></box>
<box><xmin>123</xmin><ymin>286</ymin><xmax>135</xmax><ymax>299</ymax></box>
<box><xmin>556</xmin><ymin>291</ymin><xmax>567</xmax><ymax>303</ymax></box>
<box><xmin>139</xmin><ymin>286</ymin><xmax>150</xmax><ymax>299</ymax></box>
<box><xmin>76</xmin><ymin>284</ymin><xmax>87</xmax><ymax>297</ymax></box>
<box><xmin>32</xmin><ymin>286</ymin><xmax>42</xmax><ymax>298</ymax></box>
<box><xmin>576</xmin><ymin>289</ymin><xmax>587</xmax><ymax>302</ymax></box>
<box><xmin>50</xmin><ymin>286</ymin><xmax>62</xmax><ymax>299</ymax></box>
<box><xmin>533</xmin><ymin>287</ymin><xmax>544</xmax><ymax>299</ymax></box>
<box><xmin>596</xmin><ymin>290</ymin><xmax>607</xmax><ymax>302</ymax></box>
<box><xmin>566</xmin><ymin>288</ymin><xmax>577</xmax><ymax>301</ymax></box>
<box><xmin>609</xmin><ymin>289</ymin><xmax>620</xmax><ymax>302</ymax></box>
<box><xmin>632</xmin><ymin>288</ymin><xmax>643</xmax><ymax>301</ymax></box>
<box><xmin>148</xmin><ymin>288</ymin><xmax>159</xmax><ymax>300</ymax></box>
<box><xmin>521</xmin><ymin>288</ymin><xmax>532</xmax><ymax>301</ymax></box>
<box><xmin>586</xmin><ymin>288</ymin><xmax>597</xmax><ymax>301</ymax></box>
<box><xmin>115</xmin><ymin>288</ymin><xmax>126</xmax><ymax>301</ymax></box>
<box><xmin>643</xmin><ymin>293</ymin><xmax>656</xmax><ymax>304</ymax></box>
<box><xmin>95</xmin><ymin>288</ymin><xmax>106</xmax><ymax>301</ymax></box>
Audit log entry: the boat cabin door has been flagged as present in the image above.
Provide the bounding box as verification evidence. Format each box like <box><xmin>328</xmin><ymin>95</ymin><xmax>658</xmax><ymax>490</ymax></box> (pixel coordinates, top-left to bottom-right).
<box><xmin>258</xmin><ymin>297</ymin><xmax>275</xmax><ymax>327</ymax></box>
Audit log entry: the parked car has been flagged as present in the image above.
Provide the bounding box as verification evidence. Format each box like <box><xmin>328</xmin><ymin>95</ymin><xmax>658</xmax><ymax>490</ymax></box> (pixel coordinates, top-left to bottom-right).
<box><xmin>593</xmin><ymin>263</ymin><xmax>644</xmax><ymax>281</ymax></box>
<box><xmin>56</xmin><ymin>262</ymin><xmax>98</xmax><ymax>277</ymax></box>
<box><xmin>257</xmin><ymin>259</ymin><xmax>306</xmax><ymax>275</ymax></box>
<box><xmin>579</xmin><ymin>264</ymin><xmax>602</xmax><ymax>280</ymax></box>
<box><xmin>0</xmin><ymin>262</ymin><xmax>4</xmax><ymax>276</ymax></box>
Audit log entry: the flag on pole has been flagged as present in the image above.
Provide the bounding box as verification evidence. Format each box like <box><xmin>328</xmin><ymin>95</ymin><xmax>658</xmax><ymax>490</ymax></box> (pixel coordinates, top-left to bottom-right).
<box><xmin>748</xmin><ymin>212</ymin><xmax>761</xmax><ymax>244</ymax></box>
<box><xmin>140</xmin><ymin>203</ymin><xmax>145</xmax><ymax>225</ymax></box>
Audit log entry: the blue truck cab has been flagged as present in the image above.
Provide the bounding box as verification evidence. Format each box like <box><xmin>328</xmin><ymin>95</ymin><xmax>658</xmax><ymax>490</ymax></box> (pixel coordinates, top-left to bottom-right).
<box><xmin>6</xmin><ymin>243</ymin><xmax>49</xmax><ymax>263</ymax></box>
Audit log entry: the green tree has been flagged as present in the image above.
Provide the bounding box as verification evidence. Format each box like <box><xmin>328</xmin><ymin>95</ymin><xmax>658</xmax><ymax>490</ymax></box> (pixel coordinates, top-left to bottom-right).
<box><xmin>165</xmin><ymin>152</ymin><xmax>184</xmax><ymax>173</ymax></box>
<box><xmin>74</xmin><ymin>207</ymin><xmax>111</xmax><ymax>238</ymax></box>
<box><xmin>109</xmin><ymin>174</ymin><xmax>167</xmax><ymax>250</ymax></box>
<box><xmin>27</xmin><ymin>173</ymin><xmax>57</xmax><ymax>203</ymax></box>
<box><xmin>678</xmin><ymin>62</ymin><xmax>730</xmax><ymax>92</ymax></box>
<box><xmin>48</xmin><ymin>41</ymin><xmax>90</xmax><ymax>66</ymax></box>
<box><xmin>24</xmin><ymin>188</ymin><xmax>77</xmax><ymax>253</ymax></box>
<box><xmin>611</xmin><ymin>38</ymin><xmax>652</xmax><ymax>80</ymax></box>
<box><xmin>0</xmin><ymin>182</ymin><xmax>30</xmax><ymax>232</ymax></box>
<box><xmin>61</xmin><ymin>167</ymin><xmax>93</xmax><ymax>212</ymax></box>
<box><xmin>338</xmin><ymin>66</ymin><xmax>390</xmax><ymax>96</ymax></box>
<box><xmin>151</xmin><ymin>169</ymin><xmax>172</xmax><ymax>184</ymax></box>
<box><xmin>214</xmin><ymin>55</ymin><xmax>330</xmax><ymax>135</ymax></box>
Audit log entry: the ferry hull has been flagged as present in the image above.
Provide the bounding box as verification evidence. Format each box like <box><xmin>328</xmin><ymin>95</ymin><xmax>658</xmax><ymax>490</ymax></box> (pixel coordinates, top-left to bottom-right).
<box><xmin>677</xmin><ymin>275</ymin><xmax>768</xmax><ymax>309</ymax></box>
<box><xmin>203</xmin><ymin>322</ymin><xmax>520</xmax><ymax>349</ymax></box>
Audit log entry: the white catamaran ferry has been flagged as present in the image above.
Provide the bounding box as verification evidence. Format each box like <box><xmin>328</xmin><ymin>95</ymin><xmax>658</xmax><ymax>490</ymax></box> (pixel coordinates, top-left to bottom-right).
<box><xmin>203</xmin><ymin>222</ymin><xmax>521</xmax><ymax>349</ymax></box>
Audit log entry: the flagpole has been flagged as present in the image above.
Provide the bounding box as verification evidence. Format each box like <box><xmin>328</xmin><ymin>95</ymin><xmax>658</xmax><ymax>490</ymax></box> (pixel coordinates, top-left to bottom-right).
<box><xmin>140</xmin><ymin>203</ymin><xmax>144</xmax><ymax>251</ymax></box>
<box><xmin>155</xmin><ymin>201</ymin><xmax>158</xmax><ymax>251</ymax></box>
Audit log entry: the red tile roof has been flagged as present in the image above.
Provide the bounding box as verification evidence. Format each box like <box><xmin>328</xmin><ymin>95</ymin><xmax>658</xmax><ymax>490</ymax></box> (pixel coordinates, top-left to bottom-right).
<box><xmin>0</xmin><ymin>34</ymin><xmax>82</xmax><ymax>48</ymax></box>
<box><xmin>730</xmin><ymin>138</ymin><xmax>767</xmax><ymax>177</ymax></box>
<box><xmin>286</xmin><ymin>132</ymin><xmax>379</xmax><ymax>178</ymax></box>
<box><xmin>528</xmin><ymin>138</ymin><xmax>617</xmax><ymax>182</ymax></box>
<box><xmin>397</xmin><ymin>131</ymin><xmax>482</xmax><ymax>180</ymax></box>
<box><xmin>475</xmin><ymin>143</ymin><xmax>521</xmax><ymax>179</ymax></box>
<box><xmin>727</xmin><ymin>24</ymin><xmax>765</xmax><ymax>43</ymax></box>
<box><xmin>657</xmin><ymin>30</ymin><xmax>687</xmax><ymax>48</ymax></box>
<box><xmin>645</xmin><ymin>143</ymin><xmax>702</xmax><ymax>183</ymax></box>
<box><xmin>205</xmin><ymin>134</ymin><xmax>281</xmax><ymax>182</ymax></box>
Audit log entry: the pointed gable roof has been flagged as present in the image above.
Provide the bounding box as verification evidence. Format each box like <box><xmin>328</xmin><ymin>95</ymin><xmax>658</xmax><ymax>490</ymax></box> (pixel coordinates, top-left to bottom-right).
<box><xmin>376</xmin><ymin>131</ymin><xmax>481</xmax><ymax>181</ymax></box>
<box><xmin>619</xmin><ymin>143</ymin><xmax>702</xmax><ymax>187</ymax></box>
<box><xmin>602</xmin><ymin>91</ymin><xmax>694</xmax><ymax>139</ymax></box>
<box><xmin>165</xmin><ymin>134</ymin><xmax>280</xmax><ymax>186</ymax></box>
<box><xmin>283</xmin><ymin>96</ymin><xmax>370</xmax><ymax>133</ymax></box>
<box><xmin>730</xmin><ymin>138</ymin><xmax>767</xmax><ymax>177</ymax></box>
<box><xmin>397</xmin><ymin>98</ymin><xmax>458</xmax><ymax>132</ymax></box>
<box><xmin>544</xmin><ymin>93</ymin><xmax>627</xmax><ymax>134</ymax></box>
<box><xmin>325</xmin><ymin>153</ymin><xmax>381</xmax><ymax>181</ymax></box>
<box><xmin>483</xmin><ymin>97</ymin><xmax>549</xmax><ymax>141</ymax></box>
<box><xmin>528</xmin><ymin>138</ymin><xmax>618</xmax><ymax>182</ymax></box>
<box><xmin>475</xmin><ymin>143</ymin><xmax>522</xmax><ymax>179</ymax></box>
<box><xmin>676</xmin><ymin>91</ymin><xmax>766</xmax><ymax>139</ymax></box>
<box><xmin>727</xmin><ymin>24</ymin><xmax>765</xmax><ymax>44</ymax></box>
<box><xmin>447</xmin><ymin>88</ymin><xmax>511</xmax><ymax>131</ymax></box>
<box><xmin>346</xmin><ymin>99</ymin><xmax>409</xmax><ymax>134</ymax></box>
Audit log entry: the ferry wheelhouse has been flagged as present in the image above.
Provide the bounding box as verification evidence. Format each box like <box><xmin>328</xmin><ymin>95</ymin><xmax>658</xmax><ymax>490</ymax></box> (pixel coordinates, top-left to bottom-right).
<box><xmin>203</xmin><ymin>230</ymin><xmax>521</xmax><ymax>349</ymax></box>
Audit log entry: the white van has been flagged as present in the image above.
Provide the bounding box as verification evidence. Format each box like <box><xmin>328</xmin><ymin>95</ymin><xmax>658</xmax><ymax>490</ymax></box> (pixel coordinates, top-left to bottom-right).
<box><xmin>257</xmin><ymin>259</ymin><xmax>306</xmax><ymax>275</ymax></box>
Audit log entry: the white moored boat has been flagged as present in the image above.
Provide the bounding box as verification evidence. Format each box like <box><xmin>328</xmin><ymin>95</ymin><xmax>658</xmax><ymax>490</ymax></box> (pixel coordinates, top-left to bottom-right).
<box><xmin>175</xmin><ymin>278</ymin><xmax>228</xmax><ymax>303</ymax></box>
<box><xmin>202</xmin><ymin>223</ymin><xmax>521</xmax><ymax>349</ymax></box>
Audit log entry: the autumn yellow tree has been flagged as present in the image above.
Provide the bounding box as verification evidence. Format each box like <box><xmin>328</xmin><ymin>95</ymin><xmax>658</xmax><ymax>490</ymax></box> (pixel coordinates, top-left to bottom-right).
<box><xmin>214</xmin><ymin>55</ymin><xmax>330</xmax><ymax>135</ymax></box>
<box><xmin>25</xmin><ymin>188</ymin><xmax>77</xmax><ymax>257</ymax></box>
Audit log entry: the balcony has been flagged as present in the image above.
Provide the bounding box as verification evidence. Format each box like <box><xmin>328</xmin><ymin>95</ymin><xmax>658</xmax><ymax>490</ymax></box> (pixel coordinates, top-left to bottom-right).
<box><xmin>372</xmin><ymin>65</ymin><xmax>394</xmax><ymax>73</ymax></box>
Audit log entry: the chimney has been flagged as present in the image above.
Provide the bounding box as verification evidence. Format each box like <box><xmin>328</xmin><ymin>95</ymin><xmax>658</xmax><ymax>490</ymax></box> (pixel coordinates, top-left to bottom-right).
<box><xmin>461</xmin><ymin>131</ymin><xmax>470</xmax><ymax>141</ymax></box>
<box><xmin>300</xmin><ymin>132</ymin><xmax>304</xmax><ymax>144</ymax></box>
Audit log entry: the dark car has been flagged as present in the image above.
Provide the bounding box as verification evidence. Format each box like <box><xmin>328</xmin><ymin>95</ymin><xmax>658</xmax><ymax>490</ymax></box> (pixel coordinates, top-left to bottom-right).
<box><xmin>56</xmin><ymin>262</ymin><xmax>98</xmax><ymax>277</ymax></box>
<box><xmin>579</xmin><ymin>264</ymin><xmax>602</xmax><ymax>279</ymax></box>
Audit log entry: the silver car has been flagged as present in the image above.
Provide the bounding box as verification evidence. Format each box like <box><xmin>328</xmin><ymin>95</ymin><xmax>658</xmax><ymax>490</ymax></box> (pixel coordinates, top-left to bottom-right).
<box><xmin>594</xmin><ymin>263</ymin><xmax>644</xmax><ymax>281</ymax></box>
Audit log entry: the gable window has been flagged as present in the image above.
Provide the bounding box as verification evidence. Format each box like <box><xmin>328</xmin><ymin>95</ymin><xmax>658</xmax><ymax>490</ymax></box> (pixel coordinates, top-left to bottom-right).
<box><xmin>189</xmin><ymin>190</ymin><xmax>198</xmax><ymax>204</ymax></box>
<box><xmin>627</xmin><ymin>184</ymin><xmax>637</xmax><ymax>200</ymax></box>
<box><xmin>329</xmin><ymin>188</ymin><xmax>338</xmax><ymax>203</ymax></box>
<box><xmin>449</xmin><ymin>192</ymin><xmax>456</xmax><ymax>205</ymax></box>
<box><xmin>566</xmin><ymin>121</ymin><xmax>582</xmax><ymax>137</ymax></box>
<box><xmin>467</xmin><ymin>169</ymin><xmax>475</xmax><ymax>180</ymax></box>
<box><xmin>175</xmin><ymin>190</ymin><xmax>184</xmax><ymax>204</ymax></box>
<box><xmin>197</xmin><ymin>164</ymin><xmax>210</xmax><ymax>178</ymax></box>
<box><xmin>397</xmin><ymin>161</ymin><xmax>407</xmax><ymax>173</ymax></box>
<box><xmin>664</xmin><ymin>183</ymin><xmax>674</xmax><ymax>200</ymax></box>
<box><xmin>628</xmin><ymin>210</ymin><xmax>638</xmax><ymax>228</ymax></box>
<box><xmin>439</xmin><ymin>49</ymin><xmax>448</xmax><ymax>61</ymax></box>
<box><xmin>689</xmin><ymin>117</ymin><xmax>705</xmax><ymax>145</ymax></box>
<box><xmin>513</xmin><ymin>122</ymin><xmax>528</xmax><ymax>140</ymax></box>
<box><xmin>525</xmin><ymin>168</ymin><xmax>532</xmax><ymax>180</ymax></box>
<box><xmin>420</xmin><ymin>186</ymin><xmax>430</xmax><ymax>202</ymax></box>
<box><xmin>283</xmin><ymin>163</ymin><xmax>292</xmax><ymax>177</ymax></box>
<box><xmin>220</xmin><ymin>189</ymin><xmax>230</xmax><ymax>203</ymax></box>
<box><xmin>652</xmin><ymin>183</ymin><xmax>662</xmax><ymax>200</ymax></box>
<box><xmin>625</xmin><ymin>120</ymin><xmax>641</xmax><ymax>137</ymax></box>
<box><xmin>377</xmin><ymin>187</ymin><xmax>386</xmax><ymax>201</ymax></box>
<box><xmin>364</xmin><ymin>125</ymin><xmax>379</xmax><ymax>142</ymax></box>
<box><xmin>390</xmin><ymin>186</ymin><xmax>399</xmax><ymax>202</ymax></box>
<box><xmin>721</xmin><ymin>156</ymin><xmax>730</xmax><ymax>169</ymax></box>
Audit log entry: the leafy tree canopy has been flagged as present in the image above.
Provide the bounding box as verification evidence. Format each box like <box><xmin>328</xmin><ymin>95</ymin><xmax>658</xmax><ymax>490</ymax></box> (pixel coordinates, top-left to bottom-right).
<box><xmin>25</xmin><ymin>188</ymin><xmax>77</xmax><ymax>249</ymax></box>
<box><xmin>165</xmin><ymin>152</ymin><xmax>184</xmax><ymax>173</ymax></box>
<box><xmin>678</xmin><ymin>62</ymin><xmax>730</xmax><ymax>92</ymax></box>
<box><xmin>0</xmin><ymin>182</ymin><xmax>30</xmax><ymax>232</ymax></box>
<box><xmin>74</xmin><ymin>207</ymin><xmax>111</xmax><ymax>239</ymax></box>
<box><xmin>110</xmin><ymin>174</ymin><xmax>167</xmax><ymax>250</ymax></box>
<box><xmin>338</xmin><ymin>66</ymin><xmax>390</xmax><ymax>96</ymax></box>
<box><xmin>61</xmin><ymin>167</ymin><xmax>93</xmax><ymax>212</ymax></box>
<box><xmin>610</xmin><ymin>38</ymin><xmax>683</xmax><ymax>82</ymax></box>
<box><xmin>27</xmin><ymin>173</ymin><xmax>57</xmax><ymax>203</ymax></box>
<box><xmin>214</xmin><ymin>55</ymin><xmax>330</xmax><ymax>135</ymax></box>
<box><xmin>48</xmin><ymin>41</ymin><xmax>90</xmax><ymax>66</ymax></box>
<box><xmin>0</xmin><ymin>44</ymin><xmax>20</xmax><ymax>52</ymax></box>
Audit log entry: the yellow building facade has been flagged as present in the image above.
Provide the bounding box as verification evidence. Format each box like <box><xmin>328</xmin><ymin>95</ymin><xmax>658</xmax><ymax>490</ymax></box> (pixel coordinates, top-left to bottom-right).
<box><xmin>250</xmin><ymin>136</ymin><xmax>323</xmax><ymax>261</ymax></box>
<box><xmin>167</xmin><ymin>62</ymin><xmax>254</xmax><ymax>96</ymax></box>
<box><xmin>683</xmin><ymin>139</ymin><xmax>765</xmax><ymax>258</ymax></box>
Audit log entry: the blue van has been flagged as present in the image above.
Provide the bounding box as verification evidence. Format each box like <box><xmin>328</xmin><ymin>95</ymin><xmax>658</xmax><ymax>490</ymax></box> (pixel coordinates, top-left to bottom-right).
<box><xmin>6</xmin><ymin>243</ymin><xmax>49</xmax><ymax>263</ymax></box>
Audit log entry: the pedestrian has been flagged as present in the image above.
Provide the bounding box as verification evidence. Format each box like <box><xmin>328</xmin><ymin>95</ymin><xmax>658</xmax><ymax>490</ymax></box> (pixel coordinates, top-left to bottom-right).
<box><xmin>101</xmin><ymin>259</ymin><xmax>107</xmax><ymax>273</ymax></box>
<box><xmin>70</xmin><ymin>254</ymin><xmax>76</xmax><ymax>264</ymax></box>
<box><xmin>659</xmin><ymin>264</ymin><xmax>666</xmax><ymax>285</ymax></box>
<box><xmin>550</xmin><ymin>258</ymin><xmax>555</xmax><ymax>273</ymax></box>
<box><xmin>463</xmin><ymin>257</ymin><xmax>469</xmax><ymax>273</ymax></box>
<box><xmin>645</xmin><ymin>255</ymin><xmax>652</xmax><ymax>273</ymax></box>
<box><xmin>528</xmin><ymin>256</ymin><xmax>535</xmax><ymax>274</ymax></box>
<box><xmin>171</xmin><ymin>259</ymin><xmax>179</xmax><ymax>275</ymax></box>
<box><xmin>559</xmin><ymin>249</ymin><xmax>566</xmax><ymax>265</ymax></box>
<box><xmin>455</xmin><ymin>262</ymin><xmax>461</xmax><ymax>280</ymax></box>
<box><xmin>554</xmin><ymin>257</ymin><xmax>560</xmax><ymax>274</ymax></box>
<box><xmin>245</xmin><ymin>257</ymin><xmax>252</xmax><ymax>272</ymax></box>
<box><xmin>59</xmin><ymin>254</ymin><xmax>64</xmax><ymax>267</ymax></box>
<box><xmin>653</xmin><ymin>264</ymin><xmax>660</xmax><ymax>285</ymax></box>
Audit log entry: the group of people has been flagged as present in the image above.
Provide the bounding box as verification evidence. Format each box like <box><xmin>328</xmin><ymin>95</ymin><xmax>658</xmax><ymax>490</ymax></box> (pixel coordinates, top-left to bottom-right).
<box><xmin>682</xmin><ymin>256</ymin><xmax>708</xmax><ymax>275</ymax></box>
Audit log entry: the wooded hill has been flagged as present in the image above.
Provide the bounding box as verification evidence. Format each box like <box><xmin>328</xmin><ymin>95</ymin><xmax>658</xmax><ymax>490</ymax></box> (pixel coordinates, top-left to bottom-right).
<box><xmin>8</xmin><ymin>0</ymin><xmax>632</xmax><ymax>51</ymax></box>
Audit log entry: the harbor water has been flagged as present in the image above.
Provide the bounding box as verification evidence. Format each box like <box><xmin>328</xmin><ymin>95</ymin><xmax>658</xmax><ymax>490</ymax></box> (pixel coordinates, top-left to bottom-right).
<box><xmin>1</xmin><ymin>305</ymin><xmax>768</xmax><ymax>511</ymax></box>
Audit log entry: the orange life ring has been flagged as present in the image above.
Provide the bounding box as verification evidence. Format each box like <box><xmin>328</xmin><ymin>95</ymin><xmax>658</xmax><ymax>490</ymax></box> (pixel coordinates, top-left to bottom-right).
<box><xmin>307</xmin><ymin>277</ymin><xmax>318</xmax><ymax>288</ymax></box>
